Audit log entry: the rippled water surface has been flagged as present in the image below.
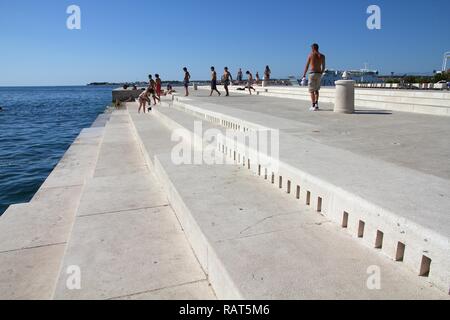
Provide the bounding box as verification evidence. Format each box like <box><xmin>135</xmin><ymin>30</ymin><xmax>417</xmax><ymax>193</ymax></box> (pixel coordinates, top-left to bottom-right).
<box><xmin>0</xmin><ymin>86</ymin><xmax>113</xmax><ymax>215</ymax></box>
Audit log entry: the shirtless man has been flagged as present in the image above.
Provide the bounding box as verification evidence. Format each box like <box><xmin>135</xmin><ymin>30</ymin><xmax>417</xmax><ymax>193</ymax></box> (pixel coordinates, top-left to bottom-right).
<box><xmin>222</xmin><ymin>67</ymin><xmax>233</xmax><ymax>96</ymax></box>
<box><xmin>209</xmin><ymin>66</ymin><xmax>221</xmax><ymax>96</ymax></box>
<box><xmin>245</xmin><ymin>71</ymin><xmax>256</xmax><ymax>95</ymax></box>
<box><xmin>183</xmin><ymin>67</ymin><xmax>191</xmax><ymax>96</ymax></box>
<box><xmin>302</xmin><ymin>43</ymin><xmax>326</xmax><ymax>111</ymax></box>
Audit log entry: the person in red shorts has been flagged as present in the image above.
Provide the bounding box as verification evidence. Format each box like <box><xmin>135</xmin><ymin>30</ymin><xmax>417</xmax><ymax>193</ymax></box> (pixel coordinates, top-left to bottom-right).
<box><xmin>147</xmin><ymin>74</ymin><xmax>161</xmax><ymax>107</ymax></box>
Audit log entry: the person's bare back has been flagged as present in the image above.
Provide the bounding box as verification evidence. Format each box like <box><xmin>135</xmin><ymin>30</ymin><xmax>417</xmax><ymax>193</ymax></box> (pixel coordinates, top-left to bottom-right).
<box><xmin>303</xmin><ymin>43</ymin><xmax>326</xmax><ymax>111</ymax></box>
<box><xmin>309</xmin><ymin>51</ymin><xmax>325</xmax><ymax>73</ymax></box>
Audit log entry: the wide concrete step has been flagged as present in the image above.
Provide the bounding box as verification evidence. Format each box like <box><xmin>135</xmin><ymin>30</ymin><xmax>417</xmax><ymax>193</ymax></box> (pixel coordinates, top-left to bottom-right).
<box><xmin>154</xmin><ymin>153</ymin><xmax>447</xmax><ymax>299</ymax></box>
<box><xmin>53</xmin><ymin>110</ymin><xmax>215</xmax><ymax>300</ymax></box>
<box><xmin>127</xmin><ymin>103</ymin><xmax>447</xmax><ymax>298</ymax></box>
<box><xmin>355</xmin><ymin>99</ymin><xmax>450</xmax><ymax>116</ymax></box>
<box><xmin>159</xmin><ymin>97</ymin><xmax>450</xmax><ymax>294</ymax></box>
<box><xmin>228</xmin><ymin>85</ymin><xmax>450</xmax><ymax>100</ymax></box>
<box><xmin>219</xmin><ymin>86</ymin><xmax>450</xmax><ymax>116</ymax></box>
<box><xmin>355</xmin><ymin>88</ymin><xmax>450</xmax><ymax>100</ymax></box>
<box><xmin>0</xmin><ymin>125</ymin><xmax>106</xmax><ymax>299</ymax></box>
<box><xmin>225</xmin><ymin>86</ymin><xmax>336</xmax><ymax>104</ymax></box>
<box><xmin>354</xmin><ymin>93</ymin><xmax>450</xmax><ymax>107</ymax></box>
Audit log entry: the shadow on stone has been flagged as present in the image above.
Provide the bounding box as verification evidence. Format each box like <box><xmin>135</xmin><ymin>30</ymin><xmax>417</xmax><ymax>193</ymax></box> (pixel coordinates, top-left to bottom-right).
<box><xmin>354</xmin><ymin>110</ymin><xmax>392</xmax><ymax>115</ymax></box>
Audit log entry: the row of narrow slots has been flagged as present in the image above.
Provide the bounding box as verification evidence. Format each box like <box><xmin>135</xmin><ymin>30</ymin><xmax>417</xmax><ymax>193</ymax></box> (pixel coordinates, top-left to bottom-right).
<box><xmin>206</xmin><ymin>114</ymin><xmax>220</xmax><ymax>125</ymax></box>
<box><xmin>262</xmin><ymin>168</ymin><xmax>323</xmax><ymax>213</ymax></box>
<box><xmin>178</xmin><ymin>103</ymin><xmax>251</xmax><ymax>136</ymax></box>
<box><xmin>259</xmin><ymin>155</ymin><xmax>433</xmax><ymax>279</ymax></box>
<box><xmin>219</xmin><ymin>119</ymin><xmax>251</xmax><ymax>133</ymax></box>
<box><xmin>218</xmin><ymin>146</ymin><xmax>433</xmax><ymax>280</ymax></box>
<box><xmin>181</xmin><ymin>102</ymin><xmax>440</xmax><ymax>286</ymax></box>
<box><xmin>342</xmin><ymin>213</ymin><xmax>431</xmax><ymax>277</ymax></box>
<box><xmin>187</xmin><ymin>108</ymin><xmax>251</xmax><ymax>133</ymax></box>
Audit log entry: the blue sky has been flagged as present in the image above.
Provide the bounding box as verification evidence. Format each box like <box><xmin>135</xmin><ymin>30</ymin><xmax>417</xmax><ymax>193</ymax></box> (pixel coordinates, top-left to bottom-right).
<box><xmin>0</xmin><ymin>0</ymin><xmax>449</xmax><ymax>86</ymax></box>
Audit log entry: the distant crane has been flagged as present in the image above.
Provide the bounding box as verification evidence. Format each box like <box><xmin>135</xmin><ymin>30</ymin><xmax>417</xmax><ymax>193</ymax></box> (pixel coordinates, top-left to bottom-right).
<box><xmin>442</xmin><ymin>52</ymin><xmax>450</xmax><ymax>72</ymax></box>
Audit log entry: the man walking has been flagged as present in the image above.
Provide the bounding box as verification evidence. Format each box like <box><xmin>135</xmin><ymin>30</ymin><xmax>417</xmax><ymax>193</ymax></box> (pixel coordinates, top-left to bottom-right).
<box><xmin>210</xmin><ymin>66</ymin><xmax>221</xmax><ymax>96</ymax></box>
<box><xmin>222</xmin><ymin>67</ymin><xmax>233</xmax><ymax>96</ymax></box>
<box><xmin>245</xmin><ymin>71</ymin><xmax>256</xmax><ymax>95</ymax></box>
<box><xmin>302</xmin><ymin>43</ymin><xmax>326</xmax><ymax>111</ymax></box>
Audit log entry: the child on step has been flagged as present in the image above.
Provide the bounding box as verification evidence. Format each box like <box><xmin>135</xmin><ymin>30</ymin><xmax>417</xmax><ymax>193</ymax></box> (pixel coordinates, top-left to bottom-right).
<box><xmin>138</xmin><ymin>89</ymin><xmax>150</xmax><ymax>113</ymax></box>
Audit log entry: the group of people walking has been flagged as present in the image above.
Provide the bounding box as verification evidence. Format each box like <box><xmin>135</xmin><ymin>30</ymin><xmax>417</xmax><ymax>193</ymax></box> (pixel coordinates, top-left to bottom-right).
<box><xmin>180</xmin><ymin>65</ymin><xmax>272</xmax><ymax>98</ymax></box>
<box><xmin>202</xmin><ymin>44</ymin><xmax>325</xmax><ymax>111</ymax></box>
<box><xmin>139</xmin><ymin>43</ymin><xmax>326</xmax><ymax>113</ymax></box>
<box><xmin>207</xmin><ymin>65</ymin><xmax>272</xmax><ymax>97</ymax></box>
<box><xmin>209</xmin><ymin>66</ymin><xmax>233</xmax><ymax>96</ymax></box>
<box><xmin>236</xmin><ymin>66</ymin><xmax>271</xmax><ymax>85</ymax></box>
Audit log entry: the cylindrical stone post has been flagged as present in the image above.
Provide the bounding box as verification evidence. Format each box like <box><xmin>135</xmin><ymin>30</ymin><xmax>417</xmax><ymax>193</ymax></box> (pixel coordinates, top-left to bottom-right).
<box><xmin>334</xmin><ymin>80</ymin><xmax>355</xmax><ymax>114</ymax></box>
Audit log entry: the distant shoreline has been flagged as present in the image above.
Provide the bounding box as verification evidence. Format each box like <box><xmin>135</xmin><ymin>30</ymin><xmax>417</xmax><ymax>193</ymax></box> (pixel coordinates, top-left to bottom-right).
<box><xmin>0</xmin><ymin>85</ymin><xmax>115</xmax><ymax>88</ymax></box>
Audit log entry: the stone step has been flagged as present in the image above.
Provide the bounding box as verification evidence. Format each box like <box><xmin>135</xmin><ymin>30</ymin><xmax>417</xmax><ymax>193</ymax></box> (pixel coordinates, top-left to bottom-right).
<box><xmin>52</xmin><ymin>110</ymin><xmax>215</xmax><ymax>300</ymax></box>
<box><xmin>154</xmin><ymin>153</ymin><xmax>446</xmax><ymax>299</ymax></box>
<box><xmin>354</xmin><ymin>93</ymin><xmax>450</xmax><ymax>107</ymax></box>
<box><xmin>0</xmin><ymin>125</ymin><xmax>106</xmax><ymax>299</ymax></box>
<box><xmin>127</xmin><ymin>102</ymin><xmax>447</xmax><ymax>298</ymax></box>
<box><xmin>215</xmin><ymin>86</ymin><xmax>450</xmax><ymax>116</ymax></box>
<box><xmin>127</xmin><ymin>103</ymin><xmax>179</xmax><ymax>169</ymax></box>
<box><xmin>160</xmin><ymin>96</ymin><xmax>450</xmax><ymax>294</ymax></box>
<box><xmin>355</xmin><ymin>99</ymin><xmax>450</xmax><ymax>116</ymax></box>
<box><xmin>227</xmin><ymin>85</ymin><xmax>450</xmax><ymax>100</ymax></box>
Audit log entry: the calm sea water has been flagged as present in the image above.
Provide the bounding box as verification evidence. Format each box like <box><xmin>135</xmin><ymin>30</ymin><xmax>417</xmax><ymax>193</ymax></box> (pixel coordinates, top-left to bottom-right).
<box><xmin>0</xmin><ymin>86</ymin><xmax>113</xmax><ymax>215</ymax></box>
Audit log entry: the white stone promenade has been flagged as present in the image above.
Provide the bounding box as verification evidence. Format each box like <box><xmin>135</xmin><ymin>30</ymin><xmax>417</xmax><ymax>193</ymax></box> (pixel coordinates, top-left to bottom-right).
<box><xmin>0</xmin><ymin>87</ymin><xmax>449</xmax><ymax>299</ymax></box>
